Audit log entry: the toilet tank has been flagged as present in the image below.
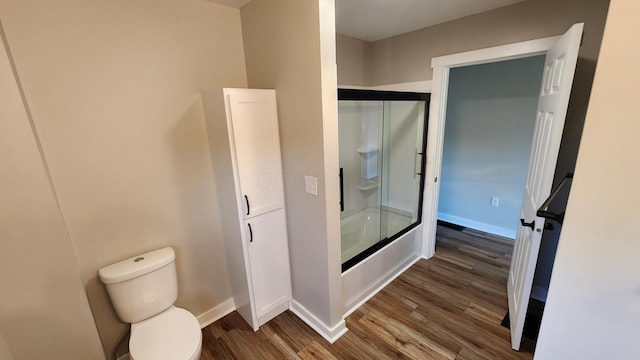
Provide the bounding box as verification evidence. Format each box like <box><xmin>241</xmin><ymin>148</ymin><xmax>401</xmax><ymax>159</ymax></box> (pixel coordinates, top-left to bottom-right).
<box><xmin>98</xmin><ymin>247</ymin><xmax>178</xmax><ymax>323</ymax></box>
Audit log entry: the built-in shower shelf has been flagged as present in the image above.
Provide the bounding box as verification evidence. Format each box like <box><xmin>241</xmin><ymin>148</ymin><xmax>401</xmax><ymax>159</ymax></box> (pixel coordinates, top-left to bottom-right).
<box><xmin>357</xmin><ymin>180</ymin><xmax>378</xmax><ymax>191</ymax></box>
<box><xmin>357</xmin><ymin>147</ymin><xmax>379</xmax><ymax>156</ymax></box>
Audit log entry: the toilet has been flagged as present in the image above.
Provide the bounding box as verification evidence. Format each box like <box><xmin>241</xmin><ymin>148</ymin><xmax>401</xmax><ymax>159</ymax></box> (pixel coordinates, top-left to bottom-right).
<box><xmin>98</xmin><ymin>247</ymin><xmax>202</xmax><ymax>360</ymax></box>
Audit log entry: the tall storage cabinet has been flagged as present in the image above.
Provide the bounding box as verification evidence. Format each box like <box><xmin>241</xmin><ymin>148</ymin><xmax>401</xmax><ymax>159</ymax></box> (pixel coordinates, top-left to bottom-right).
<box><xmin>202</xmin><ymin>88</ymin><xmax>291</xmax><ymax>330</ymax></box>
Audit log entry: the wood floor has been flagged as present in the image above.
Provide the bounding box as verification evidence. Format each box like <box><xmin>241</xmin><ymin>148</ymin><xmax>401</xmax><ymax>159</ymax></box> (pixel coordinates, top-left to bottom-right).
<box><xmin>200</xmin><ymin>225</ymin><xmax>535</xmax><ymax>359</ymax></box>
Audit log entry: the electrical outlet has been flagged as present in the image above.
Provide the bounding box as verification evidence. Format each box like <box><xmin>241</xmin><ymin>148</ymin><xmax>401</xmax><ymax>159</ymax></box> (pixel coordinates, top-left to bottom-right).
<box><xmin>304</xmin><ymin>175</ymin><xmax>318</xmax><ymax>196</ymax></box>
<box><xmin>491</xmin><ymin>197</ymin><xmax>500</xmax><ymax>207</ymax></box>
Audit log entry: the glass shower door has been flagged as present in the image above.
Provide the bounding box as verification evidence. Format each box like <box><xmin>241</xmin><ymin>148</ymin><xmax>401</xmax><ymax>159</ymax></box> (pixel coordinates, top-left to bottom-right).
<box><xmin>338</xmin><ymin>99</ymin><xmax>383</xmax><ymax>265</ymax></box>
<box><xmin>338</xmin><ymin>89</ymin><xmax>429</xmax><ymax>272</ymax></box>
<box><xmin>380</xmin><ymin>100</ymin><xmax>426</xmax><ymax>240</ymax></box>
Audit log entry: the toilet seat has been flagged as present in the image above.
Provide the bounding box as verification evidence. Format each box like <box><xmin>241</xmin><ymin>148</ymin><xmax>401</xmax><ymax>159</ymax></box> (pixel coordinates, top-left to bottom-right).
<box><xmin>129</xmin><ymin>307</ymin><xmax>202</xmax><ymax>360</ymax></box>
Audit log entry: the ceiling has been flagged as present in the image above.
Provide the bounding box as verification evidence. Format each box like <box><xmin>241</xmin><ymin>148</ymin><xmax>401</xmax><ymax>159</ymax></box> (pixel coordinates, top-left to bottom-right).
<box><xmin>205</xmin><ymin>0</ymin><xmax>526</xmax><ymax>43</ymax></box>
<box><xmin>336</xmin><ymin>0</ymin><xmax>526</xmax><ymax>42</ymax></box>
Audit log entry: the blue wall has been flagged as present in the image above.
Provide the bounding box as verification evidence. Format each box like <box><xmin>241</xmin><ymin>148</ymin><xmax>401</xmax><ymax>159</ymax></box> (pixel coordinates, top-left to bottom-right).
<box><xmin>438</xmin><ymin>56</ymin><xmax>545</xmax><ymax>238</ymax></box>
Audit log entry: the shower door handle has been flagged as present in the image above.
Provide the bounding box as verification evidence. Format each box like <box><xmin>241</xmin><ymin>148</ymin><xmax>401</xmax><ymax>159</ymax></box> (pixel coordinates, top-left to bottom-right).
<box><xmin>339</xmin><ymin>168</ymin><xmax>344</xmax><ymax>212</ymax></box>
<box><xmin>414</xmin><ymin>150</ymin><xmax>423</xmax><ymax>177</ymax></box>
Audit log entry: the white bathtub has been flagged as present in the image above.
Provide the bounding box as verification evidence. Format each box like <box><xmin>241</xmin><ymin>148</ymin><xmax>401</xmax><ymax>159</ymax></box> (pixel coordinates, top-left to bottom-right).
<box><xmin>341</xmin><ymin>208</ymin><xmax>379</xmax><ymax>263</ymax></box>
<box><xmin>340</xmin><ymin>207</ymin><xmax>411</xmax><ymax>263</ymax></box>
<box><xmin>341</xmin><ymin>207</ymin><xmax>415</xmax><ymax>263</ymax></box>
<box><xmin>341</xmin><ymin>215</ymin><xmax>422</xmax><ymax>316</ymax></box>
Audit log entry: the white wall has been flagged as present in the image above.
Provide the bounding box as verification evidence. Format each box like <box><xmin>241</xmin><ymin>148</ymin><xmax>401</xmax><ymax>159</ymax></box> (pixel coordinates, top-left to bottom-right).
<box><xmin>438</xmin><ymin>56</ymin><xmax>545</xmax><ymax>238</ymax></box>
<box><xmin>535</xmin><ymin>0</ymin><xmax>640</xmax><ymax>357</ymax></box>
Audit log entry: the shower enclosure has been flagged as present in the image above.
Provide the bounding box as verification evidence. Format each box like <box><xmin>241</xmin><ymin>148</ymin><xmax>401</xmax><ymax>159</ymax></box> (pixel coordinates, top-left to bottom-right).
<box><xmin>339</xmin><ymin>89</ymin><xmax>429</xmax><ymax>271</ymax></box>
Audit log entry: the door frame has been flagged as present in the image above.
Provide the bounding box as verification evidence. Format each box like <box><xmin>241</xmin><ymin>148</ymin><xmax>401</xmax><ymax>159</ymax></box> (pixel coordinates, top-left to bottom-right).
<box><xmin>421</xmin><ymin>35</ymin><xmax>560</xmax><ymax>258</ymax></box>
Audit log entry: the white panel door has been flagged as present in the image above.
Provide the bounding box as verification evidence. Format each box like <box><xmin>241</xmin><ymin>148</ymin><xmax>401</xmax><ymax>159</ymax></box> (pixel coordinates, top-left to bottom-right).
<box><xmin>228</xmin><ymin>90</ymin><xmax>285</xmax><ymax>219</ymax></box>
<box><xmin>246</xmin><ymin>209</ymin><xmax>291</xmax><ymax>323</ymax></box>
<box><xmin>507</xmin><ymin>23</ymin><xmax>583</xmax><ymax>350</ymax></box>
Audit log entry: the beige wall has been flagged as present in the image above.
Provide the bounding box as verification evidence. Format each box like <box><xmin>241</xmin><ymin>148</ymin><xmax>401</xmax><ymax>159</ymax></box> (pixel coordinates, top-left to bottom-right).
<box><xmin>0</xmin><ymin>0</ymin><xmax>247</xmax><ymax>356</ymax></box>
<box><xmin>535</xmin><ymin>0</ymin><xmax>640</xmax><ymax>357</ymax></box>
<box><xmin>336</xmin><ymin>0</ymin><xmax>609</xmax><ymax>85</ymax></box>
<box><xmin>336</xmin><ymin>34</ymin><xmax>372</xmax><ymax>86</ymax></box>
<box><xmin>241</xmin><ymin>0</ymin><xmax>344</xmax><ymax>331</ymax></box>
<box><xmin>366</xmin><ymin>0</ymin><xmax>609</xmax><ymax>85</ymax></box>
<box><xmin>0</xmin><ymin>332</ymin><xmax>13</xmax><ymax>360</ymax></box>
<box><xmin>0</xmin><ymin>22</ymin><xmax>104</xmax><ymax>359</ymax></box>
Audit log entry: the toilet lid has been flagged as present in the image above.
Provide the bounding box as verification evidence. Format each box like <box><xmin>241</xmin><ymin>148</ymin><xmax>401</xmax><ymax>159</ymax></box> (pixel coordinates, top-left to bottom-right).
<box><xmin>130</xmin><ymin>307</ymin><xmax>201</xmax><ymax>360</ymax></box>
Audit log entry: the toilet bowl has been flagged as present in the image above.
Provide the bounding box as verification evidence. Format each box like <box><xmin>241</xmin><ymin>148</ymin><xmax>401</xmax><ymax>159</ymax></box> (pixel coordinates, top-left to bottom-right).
<box><xmin>98</xmin><ymin>247</ymin><xmax>202</xmax><ymax>360</ymax></box>
<box><xmin>130</xmin><ymin>307</ymin><xmax>201</xmax><ymax>360</ymax></box>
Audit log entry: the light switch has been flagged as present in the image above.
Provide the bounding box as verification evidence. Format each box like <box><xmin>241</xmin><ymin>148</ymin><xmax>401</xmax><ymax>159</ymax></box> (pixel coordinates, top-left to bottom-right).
<box><xmin>491</xmin><ymin>196</ymin><xmax>500</xmax><ymax>207</ymax></box>
<box><xmin>304</xmin><ymin>175</ymin><xmax>318</xmax><ymax>196</ymax></box>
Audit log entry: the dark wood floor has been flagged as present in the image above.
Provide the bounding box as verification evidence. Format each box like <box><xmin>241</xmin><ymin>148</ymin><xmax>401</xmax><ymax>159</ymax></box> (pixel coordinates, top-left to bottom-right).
<box><xmin>201</xmin><ymin>225</ymin><xmax>535</xmax><ymax>359</ymax></box>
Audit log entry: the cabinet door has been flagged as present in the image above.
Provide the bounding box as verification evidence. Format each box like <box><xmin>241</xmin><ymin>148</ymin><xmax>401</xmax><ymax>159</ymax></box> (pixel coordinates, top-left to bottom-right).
<box><xmin>246</xmin><ymin>209</ymin><xmax>291</xmax><ymax>322</ymax></box>
<box><xmin>228</xmin><ymin>90</ymin><xmax>285</xmax><ymax>218</ymax></box>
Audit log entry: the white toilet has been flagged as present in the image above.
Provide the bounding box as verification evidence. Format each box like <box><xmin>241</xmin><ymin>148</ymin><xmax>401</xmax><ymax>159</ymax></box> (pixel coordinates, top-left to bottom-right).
<box><xmin>98</xmin><ymin>247</ymin><xmax>202</xmax><ymax>360</ymax></box>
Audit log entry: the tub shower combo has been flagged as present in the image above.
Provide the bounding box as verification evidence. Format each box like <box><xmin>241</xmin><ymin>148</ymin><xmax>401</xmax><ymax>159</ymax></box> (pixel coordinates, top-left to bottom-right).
<box><xmin>338</xmin><ymin>89</ymin><xmax>429</xmax><ymax>272</ymax></box>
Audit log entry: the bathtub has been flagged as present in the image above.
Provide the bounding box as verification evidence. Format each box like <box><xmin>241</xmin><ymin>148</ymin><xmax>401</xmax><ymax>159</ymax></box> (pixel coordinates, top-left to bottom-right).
<box><xmin>341</xmin><ymin>208</ymin><xmax>380</xmax><ymax>263</ymax></box>
<box><xmin>341</xmin><ymin>207</ymin><xmax>422</xmax><ymax>316</ymax></box>
<box><xmin>341</xmin><ymin>207</ymin><xmax>413</xmax><ymax>263</ymax></box>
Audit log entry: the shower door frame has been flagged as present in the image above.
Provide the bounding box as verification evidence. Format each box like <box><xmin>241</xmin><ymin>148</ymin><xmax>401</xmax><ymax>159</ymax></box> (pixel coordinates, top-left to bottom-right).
<box><xmin>338</xmin><ymin>89</ymin><xmax>430</xmax><ymax>272</ymax></box>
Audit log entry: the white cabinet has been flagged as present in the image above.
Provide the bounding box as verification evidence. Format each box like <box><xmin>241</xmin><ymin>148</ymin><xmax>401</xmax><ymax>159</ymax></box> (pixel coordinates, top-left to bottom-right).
<box><xmin>246</xmin><ymin>208</ymin><xmax>290</xmax><ymax>323</ymax></box>
<box><xmin>227</xmin><ymin>91</ymin><xmax>285</xmax><ymax>218</ymax></box>
<box><xmin>202</xmin><ymin>88</ymin><xmax>291</xmax><ymax>331</ymax></box>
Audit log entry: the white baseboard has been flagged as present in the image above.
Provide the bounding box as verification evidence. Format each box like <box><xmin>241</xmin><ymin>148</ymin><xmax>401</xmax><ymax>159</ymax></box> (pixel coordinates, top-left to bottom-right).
<box><xmin>289</xmin><ymin>300</ymin><xmax>348</xmax><ymax>344</ymax></box>
<box><xmin>197</xmin><ymin>298</ymin><xmax>236</xmax><ymax>329</ymax></box>
<box><xmin>438</xmin><ymin>212</ymin><xmax>516</xmax><ymax>239</ymax></box>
